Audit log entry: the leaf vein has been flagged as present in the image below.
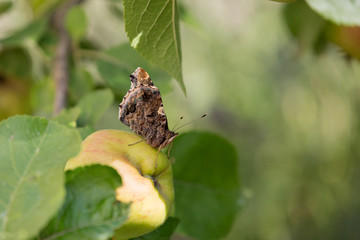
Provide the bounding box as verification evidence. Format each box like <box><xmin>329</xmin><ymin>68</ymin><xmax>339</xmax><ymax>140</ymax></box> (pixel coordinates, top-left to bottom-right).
<box><xmin>0</xmin><ymin>123</ymin><xmax>50</xmax><ymax>233</ymax></box>
<box><xmin>145</xmin><ymin>0</ymin><xmax>171</xmax><ymax>41</ymax></box>
<box><xmin>42</xmin><ymin>215</ymin><xmax>125</xmax><ymax>240</ymax></box>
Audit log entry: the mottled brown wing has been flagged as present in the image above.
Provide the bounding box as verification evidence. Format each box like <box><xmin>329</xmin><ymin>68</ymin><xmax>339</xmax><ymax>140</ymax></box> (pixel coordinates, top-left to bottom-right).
<box><xmin>119</xmin><ymin>85</ymin><xmax>171</xmax><ymax>148</ymax></box>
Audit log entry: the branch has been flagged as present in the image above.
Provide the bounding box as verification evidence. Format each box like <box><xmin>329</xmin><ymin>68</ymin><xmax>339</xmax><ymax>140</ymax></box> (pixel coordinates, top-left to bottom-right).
<box><xmin>52</xmin><ymin>0</ymin><xmax>82</xmax><ymax>115</ymax></box>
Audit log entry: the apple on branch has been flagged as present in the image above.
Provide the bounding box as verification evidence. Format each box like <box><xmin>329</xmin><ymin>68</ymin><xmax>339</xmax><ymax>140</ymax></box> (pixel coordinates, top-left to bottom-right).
<box><xmin>65</xmin><ymin>129</ymin><xmax>175</xmax><ymax>240</ymax></box>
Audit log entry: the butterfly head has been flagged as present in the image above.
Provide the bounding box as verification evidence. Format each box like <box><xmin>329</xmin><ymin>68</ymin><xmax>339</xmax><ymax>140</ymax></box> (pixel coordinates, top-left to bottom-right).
<box><xmin>130</xmin><ymin>67</ymin><xmax>154</xmax><ymax>88</ymax></box>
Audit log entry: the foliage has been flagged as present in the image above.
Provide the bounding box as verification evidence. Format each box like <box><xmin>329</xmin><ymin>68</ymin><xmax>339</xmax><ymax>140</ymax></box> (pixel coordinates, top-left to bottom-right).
<box><xmin>305</xmin><ymin>0</ymin><xmax>360</xmax><ymax>26</ymax></box>
<box><xmin>0</xmin><ymin>0</ymin><xmax>360</xmax><ymax>240</ymax></box>
<box><xmin>123</xmin><ymin>0</ymin><xmax>185</xmax><ymax>93</ymax></box>
<box><xmin>0</xmin><ymin>116</ymin><xmax>81</xmax><ymax>240</ymax></box>
<box><xmin>171</xmin><ymin>132</ymin><xmax>240</xmax><ymax>239</ymax></box>
<box><xmin>39</xmin><ymin>165</ymin><xmax>129</xmax><ymax>240</ymax></box>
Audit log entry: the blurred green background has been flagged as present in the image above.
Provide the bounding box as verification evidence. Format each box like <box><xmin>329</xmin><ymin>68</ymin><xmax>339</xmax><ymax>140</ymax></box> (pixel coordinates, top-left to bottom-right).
<box><xmin>1</xmin><ymin>0</ymin><xmax>360</xmax><ymax>239</ymax></box>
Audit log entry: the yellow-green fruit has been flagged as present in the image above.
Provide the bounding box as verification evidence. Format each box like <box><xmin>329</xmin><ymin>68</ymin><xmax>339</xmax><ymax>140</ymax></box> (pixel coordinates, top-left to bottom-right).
<box><xmin>65</xmin><ymin>130</ymin><xmax>175</xmax><ymax>239</ymax></box>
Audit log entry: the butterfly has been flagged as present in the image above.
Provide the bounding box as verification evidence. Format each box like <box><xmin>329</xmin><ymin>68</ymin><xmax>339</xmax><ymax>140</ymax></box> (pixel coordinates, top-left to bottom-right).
<box><xmin>119</xmin><ymin>67</ymin><xmax>178</xmax><ymax>152</ymax></box>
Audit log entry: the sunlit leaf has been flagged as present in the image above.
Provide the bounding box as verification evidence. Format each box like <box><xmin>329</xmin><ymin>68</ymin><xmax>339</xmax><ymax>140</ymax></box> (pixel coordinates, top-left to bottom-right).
<box><xmin>305</xmin><ymin>0</ymin><xmax>360</xmax><ymax>26</ymax></box>
<box><xmin>76</xmin><ymin>89</ymin><xmax>114</xmax><ymax>127</ymax></box>
<box><xmin>39</xmin><ymin>165</ymin><xmax>129</xmax><ymax>240</ymax></box>
<box><xmin>123</xmin><ymin>0</ymin><xmax>185</xmax><ymax>94</ymax></box>
<box><xmin>171</xmin><ymin>131</ymin><xmax>241</xmax><ymax>240</ymax></box>
<box><xmin>30</xmin><ymin>0</ymin><xmax>62</xmax><ymax>17</ymax></box>
<box><xmin>0</xmin><ymin>115</ymin><xmax>81</xmax><ymax>240</ymax></box>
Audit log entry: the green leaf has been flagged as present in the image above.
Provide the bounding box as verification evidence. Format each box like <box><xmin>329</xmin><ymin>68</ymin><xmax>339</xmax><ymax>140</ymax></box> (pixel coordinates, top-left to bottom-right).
<box><xmin>305</xmin><ymin>0</ymin><xmax>360</xmax><ymax>26</ymax></box>
<box><xmin>65</xmin><ymin>6</ymin><xmax>88</xmax><ymax>40</ymax></box>
<box><xmin>39</xmin><ymin>165</ymin><xmax>129</xmax><ymax>240</ymax></box>
<box><xmin>123</xmin><ymin>0</ymin><xmax>185</xmax><ymax>94</ymax></box>
<box><xmin>0</xmin><ymin>115</ymin><xmax>81</xmax><ymax>240</ymax></box>
<box><xmin>53</xmin><ymin>107</ymin><xmax>81</xmax><ymax>126</ymax></box>
<box><xmin>131</xmin><ymin>217</ymin><xmax>179</xmax><ymax>240</ymax></box>
<box><xmin>0</xmin><ymin>48</ymin><xmax>32</xmax><ymax>80</ymax></box>
<box><xmin>171</xmin><ymin>131</ymin><xmax>240</xmax><ymax>240</ymax></box>
<box><xmin>0</xmin><ymin>0</ymin><xmax>12</xmax><ymax>15</ymax></box>
<box><xmin>29</xmin><ymin>0</ymin><xmax>62</xmax><ymax>17</ymax></box>
<box><xmin>77</xmin><ymin>125</ymin><xmax>95</xmax><ymax>140</ymax></box>
<box><xmin>30</xmin><ymin>77</ymin><xmax>55</xmax><ymax>118</ymax></box>
<box><xmin>76</xmin><ymin>89</ymin><xmax>114</xmax><ymax>127</ymax></box>
<box><xmin>68</xmin><ymin>67</ymin><xmax>94</xmax><ymax>103</ymax></box>
<box><xmin>96</xmin><ymin>43</ymin><xmax>172</xmax><ymax>94</ymax></box>
<box><xmin>283</xmin><ymin>0</ymin><xmax>327</xmax><ymax>54</ymax></box>
<box><xmin>0</xmin><ymin>19</ymin><xmax>47</xmax><ymax>47</ymax></box>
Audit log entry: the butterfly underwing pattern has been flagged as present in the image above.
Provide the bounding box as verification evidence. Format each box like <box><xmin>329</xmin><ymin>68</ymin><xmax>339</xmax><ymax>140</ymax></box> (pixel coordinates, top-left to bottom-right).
<box><xmin>118</xmin><ymin>67</ymin><xmax>178</xmax><ymax>149</ymax></box>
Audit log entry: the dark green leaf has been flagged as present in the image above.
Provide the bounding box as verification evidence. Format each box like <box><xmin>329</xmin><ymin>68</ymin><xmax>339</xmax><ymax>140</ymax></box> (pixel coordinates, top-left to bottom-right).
<box><xmin>65</xmin><ymin>6</ymin><xmax>88</xmax><ymax>40</ymax></box>
<box><xmin>0</xmin><ymin>48</ymin><xmax>32</xmax><ymax>80</ymax></box>
<box><xmin>283</xmin><ymin>0</ymin><xmax>327</xmax><ymax>54</ymax></box>
<box><xmin>0</xmin><ymin>115</ymin><xmax>81</xmax><ymax>240</ymax></box>
<box><xmin>171</xmin><ymin>131</ymin><xmax>240</xmax><ymax>240</ymax></box>
<box><xmin>39</xmin><ymin>165</ymin><xmax>129</xmax><ymax>240</ymax></box>
<box><xmin>305</xmin><ymin>0</ymin><xmax>360</xmax><ymax>26</ymax></box>
<box><xmin>123</xmin><ymin>0</ymin><xmax>185</xmax><ymax>94</ymax></box>
<box><xmin>131</xmin><ymin>217</ymin><xmax>179</xmax><ymax>240</ymax></box>
<box><xmin>0</xmin><ymin>19</ymin><xmax>47</xmax><ymax>47</ymax></box>
<box><xmin>96</xmin><ymin>43</ymin><xmax>172</xmax><ymax>94</ymax></box>
<box><xmin>0</xmin><ymin>0</ymin><xmax>12</xmax><ymax>14</ymax></box>
<box><xmin>76</xmin><ymin>89</ymin><xmax>114</xmax><ymax>127</ymax></box>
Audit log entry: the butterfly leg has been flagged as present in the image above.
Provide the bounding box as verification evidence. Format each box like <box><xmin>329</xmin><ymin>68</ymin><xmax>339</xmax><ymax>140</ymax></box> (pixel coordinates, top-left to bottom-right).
<box><xmin>128</xmin><ymin>138</ymin><xmax>146</xmax><ymax>146</ymax></box>
<box><xmin>167</xmin><ymin>141</ymin><xmax>174</xmax><ymax>158</ymax></box>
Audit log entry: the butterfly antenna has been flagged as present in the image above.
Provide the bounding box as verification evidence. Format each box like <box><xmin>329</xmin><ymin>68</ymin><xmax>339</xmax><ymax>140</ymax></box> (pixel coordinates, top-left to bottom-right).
<box><xmin>173</xmin><ymin>114</ymin><xmax>207</xmax><ymax>131</ymax></box>
<box><xmin>171</xmin><ymin>116</ymin><xmax>184</xmax><ymax>131</ymax></box>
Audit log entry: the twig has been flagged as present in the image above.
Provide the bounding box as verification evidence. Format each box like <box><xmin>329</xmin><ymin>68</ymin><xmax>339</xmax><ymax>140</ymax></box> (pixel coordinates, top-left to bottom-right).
<box><xmin>52</xmin><ymin>0</ymin><xmax>83</xmax><ymax>115</ymax></box>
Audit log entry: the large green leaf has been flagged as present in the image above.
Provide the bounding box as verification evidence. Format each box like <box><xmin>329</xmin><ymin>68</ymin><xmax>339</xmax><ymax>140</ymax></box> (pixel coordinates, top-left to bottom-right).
<box><xmin>0</xmin><ymin>115</ymin><xmax>81</xmax><ymax>240</ymax></box>
<box><xmin>305</xmin><ymin>0</ymin><xmax>360</xmax><ymax>26</ymax></box>
<box><xmin>171</xmin><ymin>131</ymin><xmax>240</xmax><ymax>240</ymax></box>
<box><xmin>39</xmin><ymin>165</ymin><xmax>129</xmax><ymax>240</ymax></box>
<box><xmin>76</xmin><ymin>89</ymin><xmax>114</xmax><ymax>127</ymax></box>
<box><xmin>96</xmin><ymin>43</ymin><xmax>172</xmax><ymax>94</ymax></box>
<box><xmin>131</xmin><ymin>217</ymin><xmax>179</xmax><ymax>240</ymax></box>
<box><xmin>123</xmin><ymin>0</ymin><xmax>185</xmax><ymax>94</ymax></box>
